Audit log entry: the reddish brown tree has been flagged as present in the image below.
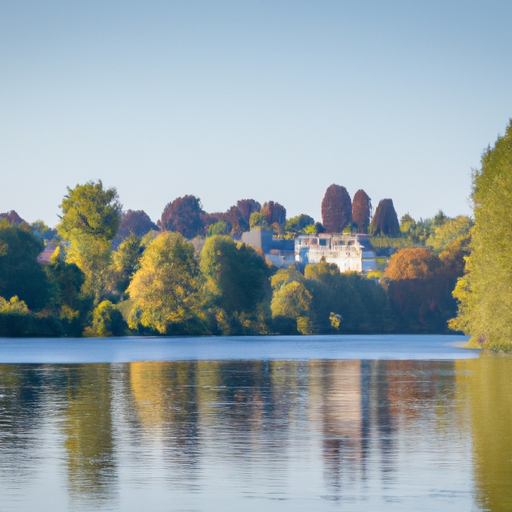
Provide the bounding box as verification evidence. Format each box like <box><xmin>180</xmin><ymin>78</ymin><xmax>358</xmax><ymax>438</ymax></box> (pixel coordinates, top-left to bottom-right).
<box><xmin>321</xmin><ymin>184</ymin><xmax>352</xmax><ymax>233</ymax></box>
<box><xmin>117</xmin><ymin>210</ymin><xmax>157</xmax><ymax>240</ymax></box>
<box><xmin>352</xmin><ymin>189</ymin><xmax>371</xmax><ymax>233</ymax></box>
<box><xmin>158</xmin><ymin>195</ymin><xmax>205</xmax><ymax>239</ymax></box>
<box><xmin>261</xmin><ymin>201</ymin><xmax>286</xmax><ymax>228</ymax></box>
<box><xmin>371</xmin><ymin>199</ymin><xmax>399</xmax><ymax>236</ymax></box>
<box><xmin>236</xmin><ymin>199</ymin><xmax>261</xmax><ymax>224</ymax></box>
<box><xmin>0</xmin><ymin>210</ymin><xmax>25</xmax><ymax>225</ymax></box>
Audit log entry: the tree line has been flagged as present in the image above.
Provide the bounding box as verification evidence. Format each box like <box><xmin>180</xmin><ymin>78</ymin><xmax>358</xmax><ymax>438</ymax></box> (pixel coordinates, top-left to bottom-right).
<box><xmin>0</xmin><ymin>181</ymin><xmax>472</xmax><ymax>337</ymax></box>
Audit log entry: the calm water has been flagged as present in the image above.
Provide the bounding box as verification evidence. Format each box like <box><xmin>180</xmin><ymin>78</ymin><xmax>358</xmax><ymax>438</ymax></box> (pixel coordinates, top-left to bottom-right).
<box><xmin>0</xmin><ymin>336</ymin><xmax>510</xmax><ymax>511</ymax></box>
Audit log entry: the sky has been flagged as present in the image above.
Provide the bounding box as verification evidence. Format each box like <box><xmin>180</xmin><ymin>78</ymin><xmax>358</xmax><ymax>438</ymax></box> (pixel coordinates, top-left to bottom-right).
<box><xmin>1</xmin><ymin>0</ymin><xmax>512</xmax><ymax>227</ymax></box>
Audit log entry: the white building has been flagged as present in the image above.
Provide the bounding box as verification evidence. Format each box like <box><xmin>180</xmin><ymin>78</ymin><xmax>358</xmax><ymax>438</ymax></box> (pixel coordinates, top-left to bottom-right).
<box><xmin>295</xmin><ymin>234</ymin><xmax>377</xmax><ymax>273</ymax></box>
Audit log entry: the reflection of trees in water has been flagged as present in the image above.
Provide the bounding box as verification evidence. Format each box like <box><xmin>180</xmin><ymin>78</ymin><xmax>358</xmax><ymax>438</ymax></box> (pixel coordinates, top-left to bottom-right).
<box><xmin>456</xmin><ymin>356</ymin><xmax>512</xmax><ymax>512</ymax></box>
<box><xmin>61</xmin><ymin>365</ymin><xmax>118</xmax><ymax>507</ymax></box>
<box><xmin>0</xmin><ymin>365</ymin><xmax>49</xmax><ymax>482</ymax></box>
<box><xmin>128</xmin><ymin>361</ymin><xmax>202</xmax><ymax>488</ymax></box>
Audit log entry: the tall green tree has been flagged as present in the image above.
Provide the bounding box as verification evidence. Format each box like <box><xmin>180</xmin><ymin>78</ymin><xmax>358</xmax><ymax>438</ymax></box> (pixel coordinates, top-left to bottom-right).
<box><xmin>451</xmin><ymin>120</ymin><xmax>512</xmax><ymax>347</ymax></box>
<box><xmin>0</xmin><ymin>220</ymin><xmax>49</xmax><ymax>309</ymax></box>
<box><xmin>57</xmin><ymin>181</ymin><xmax>122</xmax><ymax>303</ymax></box>
<box><xmin>200</xmin><ymin>236</ymin><xmax>271</xmax><ymax>332</ymax></box>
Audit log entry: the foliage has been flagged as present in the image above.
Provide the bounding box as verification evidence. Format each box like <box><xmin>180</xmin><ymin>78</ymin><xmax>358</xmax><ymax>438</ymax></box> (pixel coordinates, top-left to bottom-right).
<box><xmin>0</xmin><ymin>296</ymin><xmax>29</xmax><ymax>314</ymax></box>
<box><xmin>450</xmin><ymin>120</ymin><xmax>512</xmax><ymax>347</ymax></box>
<box><xmin>321</xmin><ymin>184</ymin><xmax>352</xmax><ymax>233</ymax></box>
<box><xmin>304</xmin><ymin>261</ymin><xmax>390</xmax><ymax>333</ymax></box>
<box><xmin>352</xmin><ymin>189</ymin><xmax>371</xmax><ymax>233</ymax></box>
<box><xmin>0</xmin><ymin>210</ymin><xmax>25</xmax><ymax>225</ymax></box>
<box><xmin>426</xmin><ymin>215</ymin><xmax>473</xmax><ymax>253</ymax></box>
<box><xmin>114</xmin><ymin>210</ymin><xmax>157</xmax><ymax>246</ymax></box>
<box><xmin>385</xmin><ymin>247</ymin><xmax>461</xmax><ymax>333</ymax></box>
<box><xmin>249</xmin><ymin>211</ymin><xmax>269</xmax><ymax>229</ymax></box>
<box><xmin>58</xmin><ymin>180</ymin><xmax>122</xmax><ymax>241</ymax></box>
<box><xmin>127</xmin><ymin>232</ymin><xmax>200</xmax><ymax>334</ymax></box>
<box><xmin>261</xmin><ymin>201</ymin><xmax>286</xmax><ymax>230</ymax></box>
<box><xmin>285</xmin><ymin>214</ymin><xmax>315</xmax><ymax>236</ymax></box>
<box><xmin>64</xmin><ymin>235</ymin><xmax>113</xmax><ymax>304</ymax></box>
<box><xmin>200</xmin><ymin>236</ymin><xmax>272</xmax><ymax>329</ymax></box>
<box><xmin>371</xmin><ymin>199</ymin><xmax>399</xmax><ymax>237</ymax></box>
<box><xmin>0</xmin><ymin>222</ymin><xmax>49</xmax><ymax>309</ymax></box>
<box><xmin>159</xmin><ymin>195</ymin><xmax>205</xmax><ymax>239</ymax></box>
<box><xmin>207</xmin><ymin>221</ymin><xmax>229</xmax><ymax>237</ymax></box>
<box><xmin>111</xmin><ymin>233</ymin><xmax>144</xmax><ymax>296</ymax></box>
<box><xmin>85</xmin><ymin>300</ymin><xmax>126</xmax><ymax>337</ymax></box>
<box><xmin>384</xmin><ymin>247</ymin><xmax>441</xmax><ymax>281</ymax></box>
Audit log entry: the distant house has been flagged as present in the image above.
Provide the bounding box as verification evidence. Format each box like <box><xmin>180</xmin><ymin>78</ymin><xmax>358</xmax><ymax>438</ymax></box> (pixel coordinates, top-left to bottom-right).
<box><xmin>37</xmin><ymin>241</ymin><xmax>58</xmax><ymax>264</ymax></box>
<box><xmin>241</xmin><ymin>228</ymin><xmax>296</xmax><ymax>268</ymax></box>
<box><xmin>295</xmin><ymin>234</ymin><xmax>377</xmax><ymax>273</ymax></box>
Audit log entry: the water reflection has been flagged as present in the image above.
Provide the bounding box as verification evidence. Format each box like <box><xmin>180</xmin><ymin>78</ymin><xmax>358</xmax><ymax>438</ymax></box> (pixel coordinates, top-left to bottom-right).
<box><xmin>0</xmin><ymin>357</ymin><xmax>506</xmax><ymax>511</ymax></box>
<box><xmin>456</xmin><ymin>356</ymin><xmax>512</xmax><ymax>512</ymax></box>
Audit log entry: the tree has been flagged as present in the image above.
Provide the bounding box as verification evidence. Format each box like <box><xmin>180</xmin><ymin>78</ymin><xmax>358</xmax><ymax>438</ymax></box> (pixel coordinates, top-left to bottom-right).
<box><xmin>352</xmin><ymin>189</ymin><xmax>371</xmax><ymax>233</ymax></box>
<box><xmin>451</xmin><ymin>120</ymin><xmax>512</xmax><ymax>347</ymax></box>
<box><xmin>236</xmin><ymin>199</ymin><xmax>261</xmax><ymax>224</ymax></box>
<box><xmin>426</xmin><ymin>215</ymin><xmax>473</xmax><ymax>253</ymax></box>
<box><xmin>384</xmin><ymin>247</ymin><xmax>441</xmax><ymax>281</ymax></box>
<box><xmin>0</xmin><ymin>221</ymin><xmax>49</xmax><ymax>309</ymax></box>
<box><xmin>321</xmin><ymin>184</ymin><xmax>352</xmax><ymax>233</ymax></box>
<box><xmin>57</xmin><ymin>181</ymin><xmax>122</xmax><ymax>304</ymax></box>
<box><xmin>86</xmin><ymin>300</ymin><xmax>126</xmax><ymax>337</ymax></box>
<box><xmin>200</xmin><ymin>235</ymin><xmax>271</xmax><ymax>316</ymax></box>
<box><xmin>0</xmin><ymin>210</ymin><xmax>25</xmax><ymax>225</ymax></box>
<box><xmin>207</xmin><ymin>221</ymin><xmax>229</xmax><ymax>237</ymax></box>
<box><xmin>111</xmin><ymin>233</ymin><xmax>144</xmax><ymax>296</ymax></box>
<box><xmin>371</xmin><ymin>199</ymin><xmax>399</xmax><ymax>236</ymax></box>
<box><xmin>58</xmin><ymin>180</ymin><xmax>121</xmax><ymax>241</ymax></box>
<box><xmin>127</xmin><ymin>232</ymin><xmax>200</xmax><ymax>334</ymax></box>
<box><xmin>385</xmin><ymin>247</ymin><xmax>456</xmax><ymax>332</ymax></box>
<box><xmin>115</xmin><ymin>210</ymin><xmax>157</xmax><ymax>243</ymax></box>
<box><xmin>285</xmin><ymin>214</ymin><xmax>315</xmax><ymax>236</ymax></box>
<box><xmin>159</xmin><ymin>195</ymin><xmax>205</xmax><ymax>239</ymax></box>
<box><xmin>261</xmin><ymin>201</ymin><xmax>286</xmax><ymax>228</ymax></box>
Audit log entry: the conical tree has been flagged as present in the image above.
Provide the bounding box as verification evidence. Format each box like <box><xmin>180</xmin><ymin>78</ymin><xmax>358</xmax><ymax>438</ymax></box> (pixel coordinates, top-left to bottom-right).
<box><xmin>352</xmin><ymin>189</ymin><xmax>371</xmax><ymax>233</ymax></box>
<box><xmin>371</xmin><ymin>199</ymin><xmax>399</xmax><ymax>236</ymax></box>
<box><xmin>321</xmin><ymin>184</ymin><xmax>352</xmax><ymax>233</ymax></box>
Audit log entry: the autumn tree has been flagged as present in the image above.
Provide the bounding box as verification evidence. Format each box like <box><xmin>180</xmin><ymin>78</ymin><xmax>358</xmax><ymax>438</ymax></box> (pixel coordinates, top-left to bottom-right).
<box><xmin>261</xmin><ymin>201</ymin><xmax>287</xmax><ymax>230</ymax></box>
<box><xmin>352</xmin><ymin>189</ymin><xmax>371</xmax><ymax>233</ymax></box>
<box><xmin>115</xmin><ymin>210</ymin><xmax>157</xmax><ymax>243</ymax></box>
<box><xmin>450</xmin><ymin>120</ymin><xmax>512</xmax><ymax>348</ymax></box>
<box><xmin>371</xmin><ymin>198</ymin><xmax>399</xmax><ymax>236</ymax></box>
<box><xmin>0</xmin><ymin>210</ymin><xmax>25</xmax><ymax>225</ymax></box>
<box><xmin>236</xmin><ymin>199</ymin><xmax>261</xmax><ymax>225</ymax></box>
<box><xmin>127</xmin><ymin>232</ymin><xmax>200</xmax><ymax>334</ymax></box>
<box><xmin>385</xmin><ymin>247</ymin><xmax>456</xmax><ymax>332</ymax></box>
<box><xmin>159</xmin><ymin>195</ymin><xmax>205</xmax><ymax>239</ymax></box>
<box><xmin>321</xmin><ymin>184</ymin><xmax>352</xmax><ymax>233</ymax></box>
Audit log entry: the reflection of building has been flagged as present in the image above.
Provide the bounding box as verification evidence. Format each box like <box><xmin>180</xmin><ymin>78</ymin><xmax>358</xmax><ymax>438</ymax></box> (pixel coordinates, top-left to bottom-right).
<box><xmin>242</xmin><ymin>228</ymin><xmax>296</xmax><ymax>268</ymax></box>
<box><xmin>295</xmin><ymin>234</ymin><xmax>377</xmax><ymax>273</ymax></box>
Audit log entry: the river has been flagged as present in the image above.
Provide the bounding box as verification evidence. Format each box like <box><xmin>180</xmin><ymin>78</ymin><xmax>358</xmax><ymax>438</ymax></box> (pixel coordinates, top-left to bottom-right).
<box><xmin>0</xmin><ymin>335</ymin><xmax>509</xmax><ymax>511</ymax></box>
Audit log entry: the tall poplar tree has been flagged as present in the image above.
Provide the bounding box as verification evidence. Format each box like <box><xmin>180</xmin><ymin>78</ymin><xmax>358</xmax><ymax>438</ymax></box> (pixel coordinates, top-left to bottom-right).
<box><xmin>451</xmin><ymin>120</ymin><xmax>512</xmax><ymax>348</ymax></box>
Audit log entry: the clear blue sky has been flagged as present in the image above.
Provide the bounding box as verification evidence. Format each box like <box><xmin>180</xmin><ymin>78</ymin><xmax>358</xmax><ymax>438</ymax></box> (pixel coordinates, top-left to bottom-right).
<box><xmin>1</xmin><ymin>0</ymin><xmax>511</xmax><ymax>226</ymax></box>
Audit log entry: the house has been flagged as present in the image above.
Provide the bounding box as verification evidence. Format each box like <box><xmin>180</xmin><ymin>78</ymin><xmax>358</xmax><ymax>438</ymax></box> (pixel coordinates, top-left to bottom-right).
<box><xmin>295</xmin><ymin>233</ymin><xmax>377</xmax><ymax>273</ymax></box>
<box><xmin>241</xmin><ymin>228</ymin><xmax>296</xmax><ymax>268</ymax></box>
